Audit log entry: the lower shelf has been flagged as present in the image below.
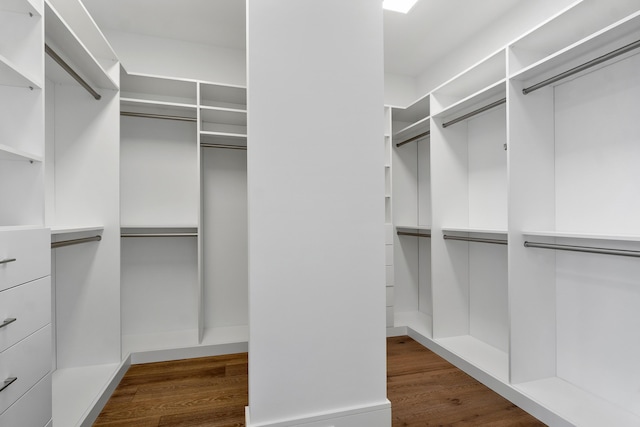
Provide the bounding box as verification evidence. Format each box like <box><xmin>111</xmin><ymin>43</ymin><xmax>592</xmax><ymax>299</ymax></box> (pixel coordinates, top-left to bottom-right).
<box><xmin>515</xmin><ymin>377</ymin><xmax>640</xmax><ymax>427</ymax></box>
<box><xmin>435</xmin><ymin>335</ymin><xmax>508</xmax><ymax>383</ymax></box>
<box><xmin>123</xmin><ymin>326</ymin><xmax>249</xmax><ymax>364</ymax></box>
<box><xmin>394</xmin><ymin>310</ymin><xmax>432</xmax><ymax>338</ymax></box>
<box><xmin>52</xmin><ymin>362</ymin><xmax>123</xmax><ymax>427</ymax></box>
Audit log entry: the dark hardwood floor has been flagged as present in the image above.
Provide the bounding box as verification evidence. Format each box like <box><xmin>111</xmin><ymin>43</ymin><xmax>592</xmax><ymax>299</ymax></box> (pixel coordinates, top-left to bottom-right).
<box><xmin>94</xmin><ymin>337</ymin><xmax>545</xmax><ymax>426</ymax></box>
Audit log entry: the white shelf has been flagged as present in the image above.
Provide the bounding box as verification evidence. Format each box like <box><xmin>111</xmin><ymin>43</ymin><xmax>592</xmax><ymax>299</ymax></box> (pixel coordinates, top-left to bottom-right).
<box><xmin>435</xmin><ymin>79</ymin><xmax>506</xmax><ymax>122</ymax></box>
<box><xmin>0</xmin><ymin>0</ymin><xmax>41</xmax><ymax>15</ymax></box>
<box><xmin>522</xmin><ymin>230</ymin><xmax>640</xmax><ymax>244</ymax></box>
<box><xmin>442</xmin><ymin>227</ymin><xmax>507</xmax><ymax>237</ymax></box>
<box><xmin>200</xmin><ymin>105</ymin><xmax>247</xmax><ymax>126</ymax></box>
<box><xmin>515</xmin><ymin>377</ymin><xmax>640</xmax><ymax>427</ymax></box>
<box><xmin>52</xmin><ymin>363</ymin><xmax>121</xmax><ymax>427</ymax></box>
<box><xmin>199</xmin><ymin>82</ymin><xmax>246</xmax><ymax>110</ymax></box>
<box><xmin>435</xmin><ymin>335</ymin><xmax>509</xmax><ymax>383</ymax></box>
<box><xmin>50</xmin><ymin>225</ymin><xmax>103</xmax><ymax>235</ymax></box>
<box><xmin>394</xmin><ymin>310</ymin><xmax>432</xmax><ymax>339</ymax></box>
<box><xmin>122</xmin><ymin>329</ymin><xmax>199</xmax><ymax>356</ymax></box>
<box><xmin>200</xmin><ymin>325</ymin><xmax>249</xmax><ymax>346</ymax></box>
<box><xmin>393</xmin><ymin>115</ymin><xmax>430</xmax><ymax>137</ymax></box>
<box><xmin>121</xmin><ymin>73</ymin><xmax>197</xmax><ymax>105</ymax></box>
<box><xmin>396</xmin><ymin>225</ymin><xmax>431</xmax><ymax>232</ymax></box>
<box><xmin>200</xmin><ymin>130</ymin><xmax>247</xmax><ymax>139</ymax></box>
<box><xmin>45</xmin><ymin>2</ymin><xmax>117</xmax><ymax>91</ymax></box>
<box><xmin>121</xmin><ymin>97</ymin><xmax>197</xmax><ymax>110</ymax></box>
<box><xmin>0</xmin><ymin>52</ymin><xmax>42</xmax><ymax>89</ymax></box>
<box><xmin>511</xmin><ymin>11</ymin><xmax>640</xmax><ymax>84</ymax></box>
<box><xmin>0</xmin><ymin>144</ymin><xmax>42</xmax><ymax>162</ymax></box>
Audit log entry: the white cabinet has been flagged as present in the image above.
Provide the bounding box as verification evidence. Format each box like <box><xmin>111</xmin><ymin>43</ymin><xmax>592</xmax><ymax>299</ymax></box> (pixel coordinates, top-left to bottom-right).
<box><xmin>0</xmin><ymin>228</ymin><xmax>51</xmax><ymax>427</ymax></box>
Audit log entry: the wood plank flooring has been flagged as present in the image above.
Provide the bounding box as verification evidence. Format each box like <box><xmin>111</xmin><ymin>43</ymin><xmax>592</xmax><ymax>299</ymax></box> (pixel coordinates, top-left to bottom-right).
<box><xmin>94</xmin><ymin>337</ymin><xmax>546</xmax><ymax>426</ymax></box>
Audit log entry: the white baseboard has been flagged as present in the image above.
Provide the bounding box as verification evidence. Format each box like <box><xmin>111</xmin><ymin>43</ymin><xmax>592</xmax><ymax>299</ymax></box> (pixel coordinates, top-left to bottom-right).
<box><xmin>245</xmin><ymin>401</ymin><xmax>391</xmax><ymax>427</ymax></box>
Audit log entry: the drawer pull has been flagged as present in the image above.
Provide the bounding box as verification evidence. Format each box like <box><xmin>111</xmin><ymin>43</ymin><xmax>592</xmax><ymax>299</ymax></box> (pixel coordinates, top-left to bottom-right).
<box><xmin>0</xmin><ymin>377</ymin><xmax>17</xmax><ymax>392</ymax></box>
<box><xmin>0</xmin><ymin>318</ymin><xmax>16</xmax><ymax>329</ymax></box>
<box><xmin>0</xmin><ymin>258</ymin><xmax>17</xmax><ymax>265</ymax></box>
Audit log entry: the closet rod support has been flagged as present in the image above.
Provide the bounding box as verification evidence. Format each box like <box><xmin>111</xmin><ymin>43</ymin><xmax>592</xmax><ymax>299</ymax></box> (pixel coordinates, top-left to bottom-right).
<box><xmin>51</xmin><ymin>235</ymin><xmax>102</xmax><ymax>249</ymax></box>
<box><xmin>524</xmin><ymin>241</ymin><xmax>640</xmax><ymax>258</ymax></box>
<box><xmin>201</xmin><ymin>143</ymin><xmax>247</xmax><ymax>151</ymax></box>
<box><xmin>0</xmin><ymin>258</ymin><xmax>17</xmax><ymax>265</ymax></box>
<box><xmin>442</xmin><ymin>98</ymin><xmax>506</xmax><ymax>128</ymax></box>
<box><xmin>120</xmin><ymin>111</ymin><xmax>197</xmax><ymax>122</ymax></box>
<box><xmin>0</xmin><ymin>318</ymin><xmax>17</xmax><ymax>329</ymax></box>
<box><xmin>396</xmin><ymin>130</ymin><xmax>430</xmax><ymax>147</ymax></box>
<box><xmin>397</xmin><ymin>231</ymin><xmax>431</xmax><ymax>238</ymax></box>
<box><xmin>444</xmin><ymin>235</ymin><xmax>508</xmax><ymax>245</ymax></box>
<box><xmin>523</xmin><ymin>39</ymin><xmax>640</xmax><ymax>95</ymax></box>
<box><xmin>0</xmin><ymin>378</ymin><xmax>17</xmax><ymax>393</ymax></box>
<box><xmin>45</xmin><ymin>44</ymin><xmax>101</xmax><ymax>100</ymax></box>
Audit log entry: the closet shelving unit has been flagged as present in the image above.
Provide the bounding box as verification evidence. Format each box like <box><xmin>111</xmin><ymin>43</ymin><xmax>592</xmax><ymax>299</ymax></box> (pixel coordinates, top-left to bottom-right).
<box><xmin>382</xmin><ymin>107</ymin><xmax>394</xmax><ymax>328</ymax></box>
<box><xmin>390</xmin><ymin>94</ymin><xmax>432</xmax><ymax>336</ymax></box>
<box><xmin>430</xmin><ymin>48</ymin><xmax>509</xmax><ymax>383</ymax></box>
<box><xmin>44</xmin><ymin>0</ymin><xmax>123</xmax><ymax>425</ymax></box>
<box><xmin>508</xmin><ymin>3</ymin><xmax>640</xmax><ymax>426</ymax></box>
<box><xmin>389</xmin><ymin>2</ymin><xmax>640</xmax><ymax>426</ymax></box>
<box><xmin>120</xmin><ymin>73</ymin><xmax>200</xmax><ymax>359</ymax></box>
<box><xmin>0</xmin><ymin>0</ymin><xmax>44</xmax><ymax>227</ymax></box>
<box><xmin>198</xmin><ymin>81</ymin><xmax>249</xmax><ymax>348</ymax></box>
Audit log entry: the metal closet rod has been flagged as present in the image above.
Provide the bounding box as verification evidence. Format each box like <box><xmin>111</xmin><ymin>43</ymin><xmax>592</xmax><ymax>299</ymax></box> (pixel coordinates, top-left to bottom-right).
<box><xmin>45</xmin><ymin>44</ymin><xmax>101</xmax><ymax>100</ymax></box>
<box><xmin>121</xmin><ymin>233</ymin><xmax>197</xmax><ymax>238</ymax></box>
<box><xmin>396</xmin><ymin>130</ymin><xmax>430</xmax><ymax>148</ymax></box>
<box><xmin>442</xmin><ymin>98</ymin><xmax>506</xmax><ymax>128</ymax></box>
<box><xmin>397</xmin><ymin>231</ymin><xmax>431</xmax><ymax>238</ymax></box>
<box><xmin>120</xmin><ymin>111</ymin><xmax>197</xmax><ymax>122</ymax></box>
<box><xmin>444</xmin><ymin>235</ymin><xmax>508</xmax><ymax>245</ymax></box>
<box><xmin>524</xmin><ymin>241</ymin><xmax>640</xmax><ymax>258</ymax></box>
<box><xmin>523</xmin><ymin>38</ymin><xmax>640</xmax><ymax>95</ymax></box>
<box><xmin>51</xmin><ymin>235</ymin><xmax>101</xmax><ymax>249</ymax></box>
<box><xmin>201</xmin><ymin>142</ymin><xmax>247</xmax><ymax>151</ymax></box>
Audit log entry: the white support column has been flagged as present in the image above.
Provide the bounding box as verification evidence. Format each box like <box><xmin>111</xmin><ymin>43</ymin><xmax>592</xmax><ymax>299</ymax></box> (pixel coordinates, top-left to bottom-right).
<box><xmin>246</xmin><ymin>1</ymin><xmax>390</xmax><ymax>426</ymax></box>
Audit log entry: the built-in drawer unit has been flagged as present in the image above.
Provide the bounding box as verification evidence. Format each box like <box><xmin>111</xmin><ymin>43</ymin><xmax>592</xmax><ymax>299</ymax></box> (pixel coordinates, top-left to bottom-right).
<box><xmin>0</xmin><ymin>276</ymin><xmax>50</xmax><ymax>353</ymax></box>
<box><xmin>0</xmin><ymin>324</ymin><xmax>51</xmax><ymax>414</ymax></box>
<box><xmin>0</xmin><ymin>228</ymin><xmax>50</xmax><ymax>292</ymax></box>
<box><xmin>0</xmin><ymin>374</ymin><xmax>51</xmax><ymax>427</ymax></box>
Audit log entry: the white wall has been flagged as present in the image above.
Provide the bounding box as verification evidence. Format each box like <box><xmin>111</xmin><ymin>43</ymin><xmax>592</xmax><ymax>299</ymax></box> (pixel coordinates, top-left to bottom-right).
<box><xmin>246</xmin><ymin>0</ymin><xmax>389</xmax><ymax>426</ymax></box>
<box><xmin>104</xmin><ymin>30</ymin><xmax>246</xmax><ymax>86</ymax></box>
<box><xmin>384</xmin><ymin>72</ymin><xmax>418</xmax><ymax>107</ymax></box>
<box><xmin>417</xmin><ymin>0</ymin><xmax>578</xmax><ymax>94</ymax></box>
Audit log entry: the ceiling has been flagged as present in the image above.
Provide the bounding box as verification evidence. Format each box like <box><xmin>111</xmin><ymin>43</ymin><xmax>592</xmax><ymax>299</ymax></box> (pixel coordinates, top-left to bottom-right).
<box><xmin>82</xmin><ymin>0</ymin><xmax>525</xmax><ymax>78</ymax></box>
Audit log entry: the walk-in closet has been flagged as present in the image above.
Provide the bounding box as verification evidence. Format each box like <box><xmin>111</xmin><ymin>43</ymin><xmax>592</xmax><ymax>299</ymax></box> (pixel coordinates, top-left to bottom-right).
<box><xmin>1</xmin><ymin>0</ymin><xmax>640</xmax><ymax>426</ymax></box>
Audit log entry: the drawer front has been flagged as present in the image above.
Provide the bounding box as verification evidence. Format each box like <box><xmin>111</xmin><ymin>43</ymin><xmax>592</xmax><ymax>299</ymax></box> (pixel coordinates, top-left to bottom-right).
<box><xmin>0</xmin><ymin>277</ymin><xmax>50</xmax><ymax>353</ymax></box>
<box><xmin>0</xmin><ymin>325</ymin><xmax>51</xmax><ymax>414</ymax></box>
<box><xmin>0</xmin><ymin>374</ymin><xmax>51</xmax><ymax>427</ymax></box>
<box><xmin>0</xmin><ymin>229</ymin><xmax>50</xmax><ymax>292</ymax></box>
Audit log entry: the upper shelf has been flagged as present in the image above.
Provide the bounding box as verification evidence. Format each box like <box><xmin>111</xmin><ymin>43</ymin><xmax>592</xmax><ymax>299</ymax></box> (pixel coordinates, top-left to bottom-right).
<box><xmin>0</xmin><ymin>0</ymin><xmax>41</xmax><ymax>16</ymax></box>
<box><xmin>0</xmin><ymin>143</ymin><xmax>43</xmax><ymax>162</ymax></box>
<box><xmin>509</xmin><ymin>1</ymin><xmax>640</xmax><ymax>78</ymax></box>
<box><xmin>511</xmin><ymin>11</ymin><xmax>640</xmax><ymax>89</ymax></box>
<box><xmin>45</xmin><ymin>1</ymin><xmax>118</xmax><ymax>91</ymax></box>
<box><xmin>121</xmin><ymin>73</ymin><xmax>197</xmax><ymax>105</ymax></box>
<box><xmin>200</xmin><ymin>82</ymin><xmax>246</xmax><ymax>110</ymax></box>
<box><xmin>0</xmin><ymin>52</ymin><xmax>41</xmax><ymax>89</ymax></box>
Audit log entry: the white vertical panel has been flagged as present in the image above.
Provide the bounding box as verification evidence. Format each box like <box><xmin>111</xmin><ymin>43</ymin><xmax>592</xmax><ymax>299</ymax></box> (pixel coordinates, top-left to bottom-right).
<box><xmin>247</xmin><ymin>0</ymin><xmax>388</xmax><ymax>424</ymax></box>
<box><xmin>202</xmin><ymin>147</ymin><xmax>248</xmax><ymax>329</ymax></box>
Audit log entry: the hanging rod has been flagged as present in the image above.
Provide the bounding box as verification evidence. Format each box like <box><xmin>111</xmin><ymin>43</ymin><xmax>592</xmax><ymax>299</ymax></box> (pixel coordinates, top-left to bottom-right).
<box><xmin>523</xmin><ymin>39</ymin><xmax>640</xmax><ymax>95</ymax></box>
<box><xmin>120</xmin><ymin>111</ymin><xmax>197</xmax><ymax>122</ymax></box>
<box><xmin>442</xmin><ymin>98</ymin><xmax>506</xmax><ymax>128</ymax></box>
<box><xmin>51</xmin><ymin>235</ymin><xmax>101</xmax><ymax>249</ymax></box>
<box><xmin>201</xmin><ymin>143</ymin><xmax>247</xmax><ymax>150</ymax></box>
<box><xmin>524</xmin><ymin>241</ymin><xmax>640</xmax><ymax>258</ymax></box>
<box><xmin>45</xmin><ymin>44</ymin><xmax>101</xmax><ymax>100</ymax></box>
<box><xmin>397</xmin><ymin>231</ymin><xmax>431</xmax><ymax>238</ymax></box>
<box><xmin>444</xmin><ymin>235</ymin><xmax>508</xmax><ymax>245</ymax></box>
<box><xmin>396</xmin><ymin>130</ymin><xmax>430</xmax><ymax>148</ymax></box>
<box><xmin>121</xmin><ymin>233</ymin><xmax>198</xmax><ymax>238</ymax></box>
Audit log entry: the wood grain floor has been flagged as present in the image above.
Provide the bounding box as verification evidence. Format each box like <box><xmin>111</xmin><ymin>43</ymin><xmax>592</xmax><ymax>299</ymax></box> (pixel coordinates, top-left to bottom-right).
<box><xmin>94</xmin><ymin>337</ymin><xmax>545</xmax><ymax>426</ymax></box>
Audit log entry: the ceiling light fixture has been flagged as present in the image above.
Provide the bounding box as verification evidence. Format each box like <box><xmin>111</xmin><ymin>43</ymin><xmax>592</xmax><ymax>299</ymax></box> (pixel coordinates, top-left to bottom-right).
<box><xmin>383</xmin><ymin>0</ymin><xmax>418</xmax><ymax>14</ymax></box>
